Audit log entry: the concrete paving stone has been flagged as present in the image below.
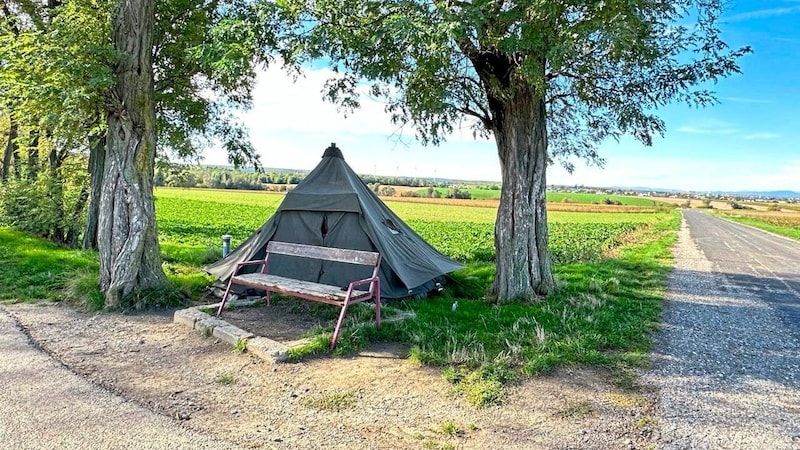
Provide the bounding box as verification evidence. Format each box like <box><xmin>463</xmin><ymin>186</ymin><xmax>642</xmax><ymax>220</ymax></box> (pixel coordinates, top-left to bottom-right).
<box><xmin>173</xmin><ymin>308</ymin><xmax>211</xmax><ymax>329</ymax></box>
<box><xmin>196</xmin><ymin>317</ymin><xmax>230</xmax><ymax>337</ymax></box>
<box><xmin>212</xmin><ymin>325</ymin><xmax>255</xmax><ymax>347</ymax></box>
<box><xmin>246</xmin><ymin>337</ymin><xmax>289</xmax><ymax>363</ymax></box>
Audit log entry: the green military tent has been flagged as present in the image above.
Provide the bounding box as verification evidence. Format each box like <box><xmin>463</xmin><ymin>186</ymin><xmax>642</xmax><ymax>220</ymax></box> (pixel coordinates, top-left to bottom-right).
<box><xmin>205</xmin><ymin>143</ymin><xmax>463</xmax><ymax>298</ymax></box>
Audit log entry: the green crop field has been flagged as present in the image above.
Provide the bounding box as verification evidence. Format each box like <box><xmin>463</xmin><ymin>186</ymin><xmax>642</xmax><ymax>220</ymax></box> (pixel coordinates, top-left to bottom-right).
<box><xmin>155</xmin><ymin>187</ymin><xmax>671</xmax><ymax>266</ymax></box>
<box><xmin>411</xmin><ymin>187</ymin><xmax>661</xmax><ymax>205</ymax></box>
<box><xmin>546</xmin><ymin>192</ymin><xmax>664</xmax><ymax>206</ymax></box>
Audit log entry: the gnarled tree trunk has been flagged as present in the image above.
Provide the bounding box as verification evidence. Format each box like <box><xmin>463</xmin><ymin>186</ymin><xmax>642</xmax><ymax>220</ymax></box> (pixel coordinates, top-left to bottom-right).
<box><xmin>489</xmin><ymin>79</ymin><xmax>554</xmax><ymax>301</ymax></box>
<box><xmin>98</xmin><ymin>0</ymin><xmax>167</xmax><ymax>308</ymax></box>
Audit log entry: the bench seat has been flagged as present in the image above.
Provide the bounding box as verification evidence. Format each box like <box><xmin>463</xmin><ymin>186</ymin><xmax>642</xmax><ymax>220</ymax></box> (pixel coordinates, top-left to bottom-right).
<box><xmin>216</xmin><ymin>241</ymin><xmax>382</xmax><ymax>349</ymax></box>
<box><xmin>231</xmin><ymin>273</ymin><xmax>370</xmax><ymax>305</ymax></box>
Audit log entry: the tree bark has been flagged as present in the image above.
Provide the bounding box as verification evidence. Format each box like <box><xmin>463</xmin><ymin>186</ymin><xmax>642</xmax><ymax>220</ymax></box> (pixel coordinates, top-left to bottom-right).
<box><xmin>27</xmin><ymin>130</ymin><xmax>39</xmax><ymax>180</ymax></box>
<box><xmin>1</xmin><ymin>118</ymin><xmax>15</xmax><ymax>182</ymax></box>
<box><xmin>489</xmin><ymin>79</ymin><xmax>554</xmax><ymax>301</ymax></box>
<box><xmin>98</xmin><ymin>0</ymin><xmax>167</xmax><ymax>308</ymax></box>
<box><xmin>47</xmin><ymin>146</ymin><xmax>66</xmax><ymax>243</ymax></box>
<box><xmin>83</xmin><ymin>134</ymin><xmax>105</xmax><ymax>250</ymax></box>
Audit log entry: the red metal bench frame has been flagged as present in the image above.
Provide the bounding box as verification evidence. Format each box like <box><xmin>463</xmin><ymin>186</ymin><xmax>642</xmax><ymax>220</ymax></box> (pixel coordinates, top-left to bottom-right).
<box><xmin>216</xmin><ymin>241</ymin><xmax>381</xmax><ymax>349</ymax></box>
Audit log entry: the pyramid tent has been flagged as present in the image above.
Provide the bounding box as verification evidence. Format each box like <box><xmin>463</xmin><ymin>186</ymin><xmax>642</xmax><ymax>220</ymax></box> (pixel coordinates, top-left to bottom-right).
<box><xmin>205</xmin><ymin>144</ymin><xmax>464</xmax><ymax>299</ymax></box>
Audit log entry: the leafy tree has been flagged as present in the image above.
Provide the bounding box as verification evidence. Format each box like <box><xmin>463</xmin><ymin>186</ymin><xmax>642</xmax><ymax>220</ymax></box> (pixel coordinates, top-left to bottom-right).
<box><xmin>277</xmin><ymin>0</ymin><xmax>750</xmax><ymax>301</ymax></box>
<box><xmin>1</xmin><ymin>0</ymin><xmax>280</xmax><ymax>306</ymax></box>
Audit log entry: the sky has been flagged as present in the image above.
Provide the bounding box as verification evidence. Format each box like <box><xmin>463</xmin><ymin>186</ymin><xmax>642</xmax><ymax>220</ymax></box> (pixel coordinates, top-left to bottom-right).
<box><xmin>203</xmin><ymin>1</ymin><xmax>800</xmax><ymax>193</ymax></box>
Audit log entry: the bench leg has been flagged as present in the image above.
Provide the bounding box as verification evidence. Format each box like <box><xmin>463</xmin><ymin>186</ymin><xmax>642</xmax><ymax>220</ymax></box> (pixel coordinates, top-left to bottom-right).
<box><xmin>331</xmin><ymin>301</ymin><xmax>350</xmax><ymax>349</ymax></box>
<box><xmin>374</xmin><ymin>280</ymin><xmax>381</xmax><ymax>329</ymax></box>
<box><xmin>216</xmin><ymin>278</ymin><xmax>235</xmax><ymax>317</ymax></box>
<box><xmin>266</xmin><ymin>290</ymin><xmax>271</xmax><ymax>307</ymax></box>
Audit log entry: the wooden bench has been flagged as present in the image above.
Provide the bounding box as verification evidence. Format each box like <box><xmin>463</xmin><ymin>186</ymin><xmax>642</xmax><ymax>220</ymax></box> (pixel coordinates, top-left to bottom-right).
<box><xmin>216</xmin><ymin>241</ymin><xmax>381</xmax><ymax>349</ymax></box>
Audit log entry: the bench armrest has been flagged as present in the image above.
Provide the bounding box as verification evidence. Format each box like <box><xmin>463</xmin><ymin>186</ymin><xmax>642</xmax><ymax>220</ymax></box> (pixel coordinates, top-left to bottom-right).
<box><xmin>233</xmin><ymin>259</ymin><xmax>268</xmax><ymax>274</ymax></box>
<box><xmin>347</xmin><ymin>276</ymin><xmax>380</xmax><ymax>291</ymax></box>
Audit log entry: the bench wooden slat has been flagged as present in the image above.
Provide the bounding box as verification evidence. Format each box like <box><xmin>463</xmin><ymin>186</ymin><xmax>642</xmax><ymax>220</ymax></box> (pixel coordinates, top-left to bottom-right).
<box><xmin>218</xmin><ymin>241</ymin><xmax>382</xmax><ymax>350</ymax></box>
<box><xmin>232</xmin><ymin>273</ymin><xmax>370</xmax><ymax>304</ymax></box>
<box><xmin>266</xmin><ymin>241</ymin><xmax>380</xmax><ymax>266</ymax></box>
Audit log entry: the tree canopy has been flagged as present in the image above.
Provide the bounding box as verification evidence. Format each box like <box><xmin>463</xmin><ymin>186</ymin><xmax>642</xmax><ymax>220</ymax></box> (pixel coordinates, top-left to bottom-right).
<box><xmin>279</xmin><ymin>0</ymin><xmax>749</xmax><ymax>169</ymax></box>
<box><xmin>275</xmin><ymin>0</ymin><xmax>750</xmax><ymax>300</ymax></box>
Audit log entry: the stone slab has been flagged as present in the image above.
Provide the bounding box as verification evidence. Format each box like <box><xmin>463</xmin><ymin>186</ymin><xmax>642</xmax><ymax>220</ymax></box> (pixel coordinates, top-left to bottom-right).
<box><xmin>172</xmin><ymin>308</ymin><xmax>210</xmax><ymax>329</ymax></box>
<box><xmin>195</xmin><ymin>317</ymin><xmax>230</xmax><ymax>337</ymax></box>
<box><xmin>212</xmin><ymin>325</ymin><xmax>255</xmax><ymax>347</ymax></box>
<box><xmin>246</xmin><ymin>337</ymin><xmax>289</xmax><ymax>363</ymax></box>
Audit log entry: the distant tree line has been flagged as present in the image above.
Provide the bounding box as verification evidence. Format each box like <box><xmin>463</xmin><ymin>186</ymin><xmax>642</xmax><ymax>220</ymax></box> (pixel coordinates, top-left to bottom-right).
<box><xmin>153</xmin><ymin>164</ymin><xmax>469</xmax><ymax>191</ymax></box>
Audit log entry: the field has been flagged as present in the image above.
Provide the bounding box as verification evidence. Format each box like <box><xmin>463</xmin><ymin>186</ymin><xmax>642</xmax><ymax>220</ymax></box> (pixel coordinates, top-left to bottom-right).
<box><xmin>154</xmin><ymin>187</ymin><xmax>673</xmax><ymax>266</ymax></box>
<box><xmin>2</xmin><ymin>185</ymin><xmax>680</xmax><ymax>409</ymax></box>
<box><xmin>714</xmin><ymin>209</ymin><xmax>800</xmax><ymax>241</ymax></box>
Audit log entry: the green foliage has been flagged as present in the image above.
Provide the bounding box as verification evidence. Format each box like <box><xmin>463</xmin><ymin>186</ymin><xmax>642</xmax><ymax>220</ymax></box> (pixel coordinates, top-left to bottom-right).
<box><xmin>154</xmin><ymin>187</ymin><xmax>667</xmax><ymax>266</ymax></box>
<box><xmin>546</xmin><ymin>192</ymin><xmax>663</xmax><ymax>207</ymax></box>
<box><xmin>0</xmin><ymin>160</ymin><xmax>89</xmax><ymax>245</ymax></box>
<box><xmin>214</xmin><ymin>373</ymin><xmax>237</xmax><ymax>385</ymax></box>
<box><xmin>116</xmin><ymin>285</ymin><xmax>187</xmax><ymax>311</ymax></box>
<box><xmin>277</xmin><ymin>0</ymin><xmax>749</xmax><ymax>163</ymax></box>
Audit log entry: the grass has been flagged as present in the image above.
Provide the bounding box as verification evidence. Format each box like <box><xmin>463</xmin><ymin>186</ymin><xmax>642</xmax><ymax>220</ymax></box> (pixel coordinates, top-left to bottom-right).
<box><xmin>2</xmin><ymin>186</ymin><xmax>681</xmax><ymax>409</ymax></box>
<box><xmin>291</xmin><ymin>211</ymin><xmax>680</xmax><ymax>407</ymax></box>
<box><xmin>300</xmin><ymin>391</ymin><xmax>357</xmax><ymax>411</ymax></box>
<box><xmin>214</xmin><ymin>373</ymin><xmax>237</xmax><ymax>385</ymax></box>
<box><xmin>0</xmin><ymin>227</ymin><xmax>98</xmax><ymax>301</ymax></box>
<box><xmin>714</xmin><ymin>212</ymin><xmax>800</xmax><ymax>241</ymax></box>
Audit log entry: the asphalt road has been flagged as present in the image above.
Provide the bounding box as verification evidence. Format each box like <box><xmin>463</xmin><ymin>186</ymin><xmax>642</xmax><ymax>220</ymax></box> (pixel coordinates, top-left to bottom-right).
<box><xmin>684</xmin><ymin>209</ymin><xmax>800</xmax><ymax>333</ymax></box>
<box><xmin>646</xmin><ymin>210</ymin><xmax>800</xmax><ymax>449</ymax></box>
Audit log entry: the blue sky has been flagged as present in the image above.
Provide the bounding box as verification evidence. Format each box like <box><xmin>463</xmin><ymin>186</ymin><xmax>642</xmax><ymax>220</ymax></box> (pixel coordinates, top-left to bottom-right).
<box><xmin>204</xmin><ymin>1</ymin><xmax>800</xmax><ymax>192</ymax></box>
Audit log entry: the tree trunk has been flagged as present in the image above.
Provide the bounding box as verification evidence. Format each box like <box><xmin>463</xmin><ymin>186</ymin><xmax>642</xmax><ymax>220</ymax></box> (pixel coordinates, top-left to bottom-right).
<box><xmin>490</xmin><ymin>80</ymin><xmax>554</xmax><ymax>301</ymax></box>
<box><xmin>83</xmin><ymin>134</ymin><xmax>105</xmax><ymax>250</ymax></box>
<box><xmin>48</xmin><ymin>146</ymin><xmax>66</xmax><ymax>243</ymax></box>
<box><xmin>98</xmin><ymin>0</ymin><xmax>167</xmax><ymax>308</ymax></box>
<box><xmin>26</xmin><ymin>130</ymin><xmax>39</xmax><ymax>180</ymax></box>
<box><xmin>1</xmin><ymin>118</ymin><xmax>15</xmax><ymax>181</ymax></box>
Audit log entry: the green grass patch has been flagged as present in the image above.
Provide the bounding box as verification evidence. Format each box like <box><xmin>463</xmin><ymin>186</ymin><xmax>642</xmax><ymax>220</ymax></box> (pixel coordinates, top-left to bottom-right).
<box><xmin>547</xmin><ymin>192</ymin><xmax>666</xmax><ymax>206</ymax></box>
<box><xmin>300</xmin><ymin>391</ymin><xmax>357</xmax><ymax>412</ymax></box>
<box><xmin>714</xmin><ymin>213</ymin><xmax>800</xmax><ymax>241</ymax></box>
<box><xmin>288</xmin><ymin>211</ymin><xmax>679</xmax><ymax>407</ymax></box>
<box><xmin>0</xmin><ymin>227</ymin><xmax>98</xmax><ymax>301</ymax></box>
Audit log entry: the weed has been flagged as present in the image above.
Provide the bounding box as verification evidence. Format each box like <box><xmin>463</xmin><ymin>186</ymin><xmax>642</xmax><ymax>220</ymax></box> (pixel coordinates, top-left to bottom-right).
<box><xmin>62</xmin><ymin>269</ymin><xmax>105</xmax><ymax>311</ymax></box>
<box><xmin>300</xmin><ymin>392</ymin><xmax>356</xmax><ymax>412</ymax></box>
<box><xmin>439</xmin><ymin>420</ymin><xmax>459</xmax><ymax>436</ymax></box>
<box><xmin>234</xmin><ymin>339</ymin><xmax>248</xmax><ymax>353</ymax></box>
<box><xmin>607</xmin><ymin>392</ymin><xmax>646</xmax><ymax>409</ymax></box>
<box><xmin>557</xmin><ymin>400</ymin><xmax>595</xmax><ymax>419</ymax></box>
<box><xmin>214</xmin><ymin>373</ymin><xmax>236</xmax><ymax>385</ymax></box>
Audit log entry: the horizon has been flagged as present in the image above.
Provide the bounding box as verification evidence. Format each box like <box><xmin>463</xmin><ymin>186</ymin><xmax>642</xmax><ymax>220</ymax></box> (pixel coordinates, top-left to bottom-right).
<box><xmin>202</xmin><ymin>1</ymin><xmax>800</xmax><ymax>193</ymax></box>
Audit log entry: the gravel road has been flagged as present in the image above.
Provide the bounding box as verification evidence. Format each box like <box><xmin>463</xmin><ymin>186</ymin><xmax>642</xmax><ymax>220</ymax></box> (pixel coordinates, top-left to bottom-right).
<box><xmin>645</xmin><ymin>210</ymin><xmax>800</xmax><ymax>449</ymax></box>
<box><xmin>0</xmin><ymin>308</ymin><xmax>243</xmax><ymax>450</ymax></box>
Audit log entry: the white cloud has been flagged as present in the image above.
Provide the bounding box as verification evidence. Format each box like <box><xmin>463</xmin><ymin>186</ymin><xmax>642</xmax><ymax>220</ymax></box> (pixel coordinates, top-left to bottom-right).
<box><xmin>725</xmin><ymin>6</ymin><xmax>800</xmax><ymax>22</ymax></box>
<box><xmin>743</xmin><ymin>132</ymin><xmax>781</xmax><ymax>140</ymax></box>
<box><xmin>677</xmin><ymin>125</ymin><xmax>739</xmax><ymax>135</ymax></box>
<box><xmin>720</xmin><ymin>96</ymin><xmax>772</xmax><ymax>104</ymax></box>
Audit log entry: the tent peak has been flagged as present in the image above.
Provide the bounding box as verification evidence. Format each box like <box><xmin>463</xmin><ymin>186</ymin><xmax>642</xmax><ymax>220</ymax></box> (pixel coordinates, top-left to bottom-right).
<box><xmin>322</xmin><ymin>143</ymin><xmax>344</xmax><ymax>159</ymax></box>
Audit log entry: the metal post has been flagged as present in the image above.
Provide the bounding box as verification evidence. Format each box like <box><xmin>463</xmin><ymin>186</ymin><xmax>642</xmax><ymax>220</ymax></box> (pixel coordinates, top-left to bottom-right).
<box><xmin>222</xmin><ymin>235</ymin><xmax>232</xmax><ymax>257</ymax></box>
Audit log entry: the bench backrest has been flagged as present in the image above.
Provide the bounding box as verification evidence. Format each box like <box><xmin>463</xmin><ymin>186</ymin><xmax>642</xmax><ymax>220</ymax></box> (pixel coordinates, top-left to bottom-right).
<box><xmin>266</xmin><ymin>241</ymin><xmax>380</xmax><ymax>266</ymax></box>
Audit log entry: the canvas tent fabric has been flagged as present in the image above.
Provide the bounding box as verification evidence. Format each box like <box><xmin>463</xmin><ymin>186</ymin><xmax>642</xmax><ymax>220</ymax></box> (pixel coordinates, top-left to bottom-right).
<box><xmin>205</xmin><ymin>144</ymin><xmax>464</xmax><ymax>299</ymax></box>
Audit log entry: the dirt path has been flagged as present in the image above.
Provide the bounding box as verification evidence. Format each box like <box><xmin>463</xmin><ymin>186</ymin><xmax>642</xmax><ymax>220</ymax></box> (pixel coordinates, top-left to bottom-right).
<box><xmin>0</xmin><ymin>307</ymin><xmax>241</xmax><ymax>450</ymax></box>
<box><xmin>4</xmin><ymin>301</ymin><xmax>657</xmax><ymax>449</ymax></box>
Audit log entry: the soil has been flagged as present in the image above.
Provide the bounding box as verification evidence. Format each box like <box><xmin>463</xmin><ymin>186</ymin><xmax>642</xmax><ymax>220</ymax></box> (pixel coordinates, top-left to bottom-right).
<box><xmin>5</xmin><ymin>301</ymin><xmax>660</xmax><ymax>449</ymax></box>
